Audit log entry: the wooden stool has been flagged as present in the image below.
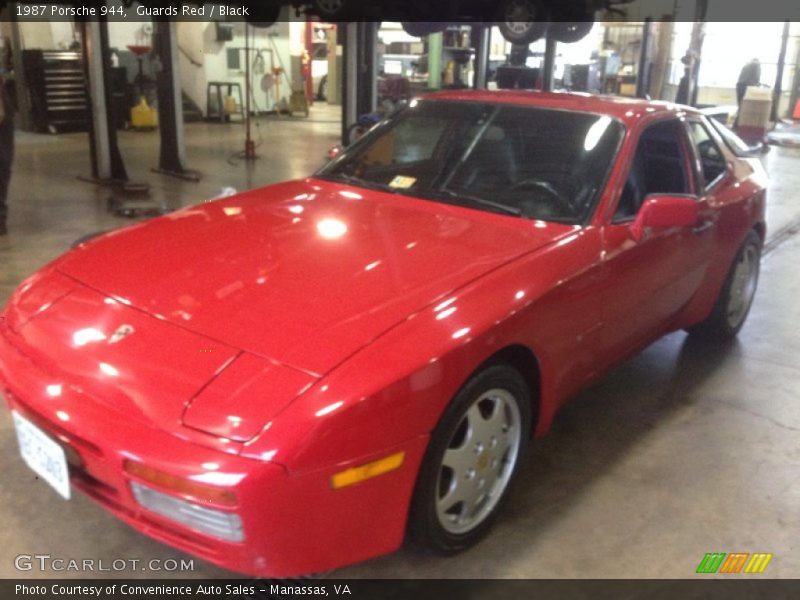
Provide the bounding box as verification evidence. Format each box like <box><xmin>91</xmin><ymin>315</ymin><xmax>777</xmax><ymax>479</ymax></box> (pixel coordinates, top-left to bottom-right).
<box><xmin>206</xmin><ymin>81</ymin><xmax>244</xmax><ymax>123</ymax></box>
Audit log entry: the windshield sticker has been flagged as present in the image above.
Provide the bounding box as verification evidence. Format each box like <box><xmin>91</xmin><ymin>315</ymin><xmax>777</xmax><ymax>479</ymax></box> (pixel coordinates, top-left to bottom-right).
<box><xmin>388</xmin><ymin>175</ymin><xmax>417</xmax><ymax>189</ymax></box>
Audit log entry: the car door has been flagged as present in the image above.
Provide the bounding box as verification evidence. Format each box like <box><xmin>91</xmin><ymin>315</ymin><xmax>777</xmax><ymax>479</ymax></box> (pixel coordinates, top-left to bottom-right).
<box><xmin>685</xmin><ymin>116</ymin><xmax>741</xmax><ymax>242</ymax></box>
<box><xmin>599</xmin><ymin>117</ymin><xmax>715</xmax><ymax>362</ymax></box>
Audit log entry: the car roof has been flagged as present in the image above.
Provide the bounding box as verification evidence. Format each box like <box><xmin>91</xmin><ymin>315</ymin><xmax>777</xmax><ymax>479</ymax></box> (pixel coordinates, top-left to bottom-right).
<box><xmin>421</xmin><ymin>89</ymin><xmax>699</xmax><ymax>126</ymax></box>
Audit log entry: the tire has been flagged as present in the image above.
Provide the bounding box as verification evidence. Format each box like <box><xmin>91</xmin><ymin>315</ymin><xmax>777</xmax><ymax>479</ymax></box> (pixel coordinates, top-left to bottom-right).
<box><xmin>408</xmin><ymin>364</ymin><xmax>532</xmax><ymax>554</ymax></box>
<box><xmin>549</xmin><ymin>20</ymin><xmax>594</xmax><ymax>44</ymax></box>
<box><xmin>345</xmin><ymin>122</ymin><xmax>368</xmax><ymax>146</ymax></box>
<box><xmin>317</xmin><ymin>75</ymin><xmax>328</xmax><ymax>102</ymax></box>
<box><xmin>245</xmin><ymin>2</ymin><xmax>281</xmax><ymax>27</ymax></box>
<box><xmin>688</xmin><ymin>230</ymin><xmax>761</xmax><ymax>340</ymax></box>
<box><xmin>312</xmin><ymin>0</ymin><xmax>352</xmax><ymax>21</ymax></box>
<box><xmin>497</xmin><ymin>0</ymin><xmax>549</xmax><ymax>45</ymax></box>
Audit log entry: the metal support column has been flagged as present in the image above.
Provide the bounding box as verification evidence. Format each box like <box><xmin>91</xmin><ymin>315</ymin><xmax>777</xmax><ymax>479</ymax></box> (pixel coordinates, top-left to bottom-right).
<box><xmin>771</xmin><ymin>20</ymin><xmax>791</xmax><ymax>122</ymax></box>
<box><xmin>636</xmin><ymin>19</ymin><xmax>652</xmax><ymax>99</ymax></box>
<box><xmin>341</xmin><ymin>22</ymin><xmax>377</xmax><ymax>144</ymax></box>
<box><xmin>305</xmin><ymin>20</ymin><xmax>315</xmax><ymax>105</ymax></box>
<box><xmin>6</xmin><ymin>17</ymin><xmax>32</xmax><ymax>131</ymax></box>
<box><xmin>153</xmin><ymin>20</ymin><xmax>200</xmax><ymax>180</ymax></box>
<box><xmin>474</xmin><ymin>25</ymin><xmax>491</xmax><ymax>90</ymax></box>
<box><xmin>341</xmin><ymin>22</ymin><xmax>358</xmax><ymax>141</ymax></box>
<box><xmin>358</xmin><ymin>21</ymin><xmax>378</xmax><ymax>116</ymax></box>
<box><xmin>688</xmin><ymin>1</ymin><xmax>708</xmax><ymax>107</ymax></box>
<box><xmin>542</xmin><ymin>34</ymin><xmax>556</xmax><ymax>92</ymax></box>
<box><xmin>78</xmin><ymin>18</ymin><xmax>129</xmax><ymax>185</ymax></box>
<box><xmin>789</xmin><ymin>30</ymin><xmax>800</xmax><ymax>120</ymax></box>
<box><xmin>427</xmin><ymin>32</ymin><xmax>443</xmax><ymax>90</ymax></box>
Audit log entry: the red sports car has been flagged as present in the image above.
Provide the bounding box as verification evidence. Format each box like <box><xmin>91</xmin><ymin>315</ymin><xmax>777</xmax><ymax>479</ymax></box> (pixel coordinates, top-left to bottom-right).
<box><xmin>0</xmin><ymin>91</ymin><xmax>766</xmax><ymax>577</ymax></box>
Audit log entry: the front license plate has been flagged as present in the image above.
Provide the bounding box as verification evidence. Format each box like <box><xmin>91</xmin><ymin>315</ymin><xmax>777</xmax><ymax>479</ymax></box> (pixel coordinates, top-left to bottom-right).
<box><xmin>12</xmin><ymin>411</ymin><xmax>71</xmax><ymax>500</ymax></box>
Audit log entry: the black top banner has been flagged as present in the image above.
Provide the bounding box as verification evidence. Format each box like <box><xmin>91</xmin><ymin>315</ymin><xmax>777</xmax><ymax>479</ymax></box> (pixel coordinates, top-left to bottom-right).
<box><xmin>4</xmin><ymin>579</ymin><xmax>800</xmax><ymax>600</ymax></box>
<box><xmin>2</xmin><ymin>0</ymin><xmax>800</xmax><ymax>23</ymax></box>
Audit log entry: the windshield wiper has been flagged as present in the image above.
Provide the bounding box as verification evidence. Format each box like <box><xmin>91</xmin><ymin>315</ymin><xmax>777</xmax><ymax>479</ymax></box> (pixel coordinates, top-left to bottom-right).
<box><xmin>425</xmin><ymin>188</ymin><xmax>525</xmax><ymax>218</ymax></box>
<box><xmin>317</xmin><ymin>173</ymin><xmax>401</xmax><ymax>195</ymax></box>
<box><xmin>320</xmin><ymin>175</ymin><xmax>525</xmax><ymax>218</ymax></box>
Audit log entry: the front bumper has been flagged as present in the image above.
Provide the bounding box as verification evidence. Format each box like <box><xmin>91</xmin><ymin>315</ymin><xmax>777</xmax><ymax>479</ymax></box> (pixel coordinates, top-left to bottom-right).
<box><xmin>0</xmin><ymin>320</ymin><xmax>428</xmax><ymax>577</ymax></box>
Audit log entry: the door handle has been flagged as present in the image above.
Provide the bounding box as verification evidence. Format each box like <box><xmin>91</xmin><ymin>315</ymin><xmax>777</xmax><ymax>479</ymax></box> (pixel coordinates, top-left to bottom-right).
<box><xmin>693</xmin><ymin>220</ymin><xmax>714</xmax><ymax>234</ymax></box>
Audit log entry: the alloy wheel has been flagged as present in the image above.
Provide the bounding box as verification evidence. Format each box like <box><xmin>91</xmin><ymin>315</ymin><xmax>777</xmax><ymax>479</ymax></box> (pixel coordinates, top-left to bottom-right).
<box><xmin>726</xmin><ymin>243</ymin><xmax>759</xmax><ymax>329</ymax></box>
<box><xmin>435</xmin><ymin>388</ymin><xmax>522</xmax><ymax>535</ymax></box>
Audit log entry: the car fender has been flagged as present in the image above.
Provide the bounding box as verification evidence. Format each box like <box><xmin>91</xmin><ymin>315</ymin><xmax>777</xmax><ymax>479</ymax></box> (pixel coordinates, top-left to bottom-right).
<box><xmin>242</xmin><ymin>226</ymin><xmax>604</xmax><ymax>475</ymax></box>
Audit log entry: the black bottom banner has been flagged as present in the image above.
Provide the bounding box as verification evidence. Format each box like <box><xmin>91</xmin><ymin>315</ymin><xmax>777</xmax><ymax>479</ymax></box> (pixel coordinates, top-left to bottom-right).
<box><xmin>4</xmin><ymin>579</ymin><xmax>800</xmax><ymax>600</ymax></box>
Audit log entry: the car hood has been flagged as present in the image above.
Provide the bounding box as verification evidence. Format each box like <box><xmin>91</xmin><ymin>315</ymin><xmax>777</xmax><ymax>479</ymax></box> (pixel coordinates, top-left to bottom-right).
<box><xmin>57</xmin><ymin>179</ymin><xmax>573</xmax><ymax>376</ymax></box>
<box><xmin>4</xmin><ymin>278</ymin><xmax>314</xmax><ymax>442</ymax></box>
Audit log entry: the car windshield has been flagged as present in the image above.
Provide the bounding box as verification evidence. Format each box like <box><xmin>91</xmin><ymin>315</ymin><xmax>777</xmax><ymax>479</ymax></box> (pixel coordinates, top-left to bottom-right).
<box><xmin>317</xmin><ymin>100</ymin><xmax>624</xmax><ymax>224</ymax></box>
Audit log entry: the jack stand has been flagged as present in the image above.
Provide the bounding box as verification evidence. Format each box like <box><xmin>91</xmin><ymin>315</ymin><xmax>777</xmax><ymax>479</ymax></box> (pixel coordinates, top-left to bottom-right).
<box><xmin>244</xmin><ymin>139</ymin><xmax>258</xmax><ymax>160</ymax></box>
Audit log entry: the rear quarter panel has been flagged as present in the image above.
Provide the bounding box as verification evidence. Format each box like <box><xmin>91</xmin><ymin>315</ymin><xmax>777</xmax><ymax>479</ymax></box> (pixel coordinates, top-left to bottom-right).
<box><xmin>680</xmin><ymin>147</ymin><xmax>768</xmax><ymax>326</ymax></box>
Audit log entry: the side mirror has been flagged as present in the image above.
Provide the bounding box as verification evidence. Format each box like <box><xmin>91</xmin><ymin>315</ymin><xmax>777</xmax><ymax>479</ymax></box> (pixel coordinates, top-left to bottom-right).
<box><xmin>630</xmin><ymin>195</ymin><xmax>699</xmax><ymax>242</ymax></box>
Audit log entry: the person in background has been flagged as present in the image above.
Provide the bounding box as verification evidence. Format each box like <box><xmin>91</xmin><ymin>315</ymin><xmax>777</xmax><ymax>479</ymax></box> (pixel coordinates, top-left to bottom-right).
<box><xmin>0</xmin><ymin>43</ymin><xmax>14</xmax><ymax>236</ymax></box>
<box><xmin>736</xmin><ymin>58</ymin><xmax>761</xmax><ymax>107</ymax></box>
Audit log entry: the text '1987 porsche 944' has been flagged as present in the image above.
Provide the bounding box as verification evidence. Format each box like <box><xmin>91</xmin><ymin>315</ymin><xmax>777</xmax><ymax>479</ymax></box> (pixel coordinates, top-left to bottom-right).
<box><xmin>0</xmin><ymin>90</ymin><xmax>766</xmax><ymax>576</ymax></box>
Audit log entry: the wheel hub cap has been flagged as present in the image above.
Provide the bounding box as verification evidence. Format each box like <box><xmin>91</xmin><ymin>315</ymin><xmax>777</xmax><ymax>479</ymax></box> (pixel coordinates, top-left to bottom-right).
<box><xmin>505</xmin><ymin>0</ymin><xmax>536</xmax><ymax>33</ymax></box>
<box><xmin>318</xmin><ymin>0</ymin><xmax>342</xmax><ymax>13</ymax></box>
<box><xmin>726</xmin><ymin>245</ymin><xmax>759</xmax><ymax>329</ymax></box>
<box><xmin>435</xmin><ymin>389</ymin><xmax>522</xmax><ymax>535</ymax></box>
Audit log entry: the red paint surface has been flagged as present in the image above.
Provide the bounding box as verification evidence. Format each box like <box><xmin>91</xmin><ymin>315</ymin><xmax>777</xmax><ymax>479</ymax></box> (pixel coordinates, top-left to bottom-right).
<box><xmin>0</xmin><ymin>91</ymin><xmax>766</xmax><ymax>576</ymax></box>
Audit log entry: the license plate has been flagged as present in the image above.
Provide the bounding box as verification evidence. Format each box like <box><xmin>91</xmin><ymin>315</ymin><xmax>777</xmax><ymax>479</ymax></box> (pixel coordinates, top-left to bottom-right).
<box><xmin>12</xmin><ymin>411</ymin><xmax>71</xmax><ymax>500</ymax></box>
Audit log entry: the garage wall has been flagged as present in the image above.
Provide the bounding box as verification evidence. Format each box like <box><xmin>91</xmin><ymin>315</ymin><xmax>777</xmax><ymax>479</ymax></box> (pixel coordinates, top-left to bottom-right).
<box><xmin>15</xmin><ymin>22</ymin><xmax>77</xmax><ymax>50</ymax></box>
<box><xmin>104</xmin><ymin>15</ymin><xmax>296</xmax><ymax>118</ymax></box>
<box><xmin>174</xmin><ymin>18</ymin><xmax>295</xmax><ymax>117</ymax></box>
<box><xmin>661</xmin><ymin>21</ymin><xmax>799</xmax><ymax>117</ymax></box>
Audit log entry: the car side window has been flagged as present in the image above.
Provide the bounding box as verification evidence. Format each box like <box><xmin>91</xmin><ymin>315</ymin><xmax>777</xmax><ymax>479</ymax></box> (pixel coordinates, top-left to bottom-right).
<box><xmin>688</xmin><ymin>121</ymin><xmax>727</xmax><ymax>188</ymax></box>
<box><xmin>614</xmin><ymin>119</ymin><xmax>692</xmax><ymax>222</ymax></box>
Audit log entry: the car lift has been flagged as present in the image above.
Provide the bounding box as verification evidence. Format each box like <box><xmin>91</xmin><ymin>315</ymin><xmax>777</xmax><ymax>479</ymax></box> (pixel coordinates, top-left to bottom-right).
<box><xmin>340</xmin><ymin>22</ymin><xmax>493</xmax><ymax>145</ymax></box>
<box><xmin>152</xmin><ymin>20</ymin><xmax>201</xmax><ymax>181</ymax></box>
<box><xmin>341</xmin><ymin>22</ymin><xmax>378</xmax><ymax>143</ymax></box>
<box><xmin>77</xmin><ymin>18</ymin><xmax>141</xmax><ymax>191</ymax></box>
<box><xmin>79</xmin><ymin>17</ymin><xmax>200</xmax><ymax>216</ymax></box>
<box><xmin>82</xmin><ymin>17</ymin><xmax>551</xmax><ymax>189</ymax></box>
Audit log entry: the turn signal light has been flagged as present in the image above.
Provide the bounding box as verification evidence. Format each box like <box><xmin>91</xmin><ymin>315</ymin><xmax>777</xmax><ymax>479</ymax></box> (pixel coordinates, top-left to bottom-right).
<box><xmin>331</xmin><ymin>451</ymin><xmax>405</xmax><ymax>489</ymax></box>
<box><xmin>123</xmin><ymin>460</ymin><xmax>237</xmax><ymax>507</ymax></box>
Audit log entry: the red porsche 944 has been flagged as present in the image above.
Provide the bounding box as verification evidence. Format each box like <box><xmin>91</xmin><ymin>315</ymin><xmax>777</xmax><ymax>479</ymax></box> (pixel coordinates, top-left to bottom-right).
<box><xmin>0</xmin><ymin>91</ymin><xmax>766</xmax><ymax>576</ymax></box>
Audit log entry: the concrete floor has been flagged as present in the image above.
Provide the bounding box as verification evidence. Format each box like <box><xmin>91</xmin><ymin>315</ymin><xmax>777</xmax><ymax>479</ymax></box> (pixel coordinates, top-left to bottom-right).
<box><xmin>1</xmin><ymin>111</ymin><xmax>799</xmax><ymax>578</ymax></box>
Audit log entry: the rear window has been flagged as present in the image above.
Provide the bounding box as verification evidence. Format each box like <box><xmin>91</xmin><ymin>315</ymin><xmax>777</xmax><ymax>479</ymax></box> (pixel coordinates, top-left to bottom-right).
<box><xmin>707</xmin><ymin>118</ymin><xmax>752</xmax><ymax>156</ymax></box>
